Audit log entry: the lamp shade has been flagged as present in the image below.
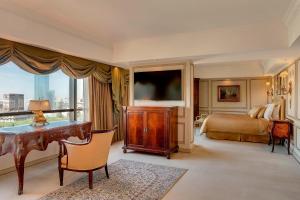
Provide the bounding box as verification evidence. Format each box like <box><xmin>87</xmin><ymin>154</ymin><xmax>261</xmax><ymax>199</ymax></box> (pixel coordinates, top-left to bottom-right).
<box><xmin>28</xmin><ymin>100</ymin><xmax>51</xmax><ymax>111</ymax></box>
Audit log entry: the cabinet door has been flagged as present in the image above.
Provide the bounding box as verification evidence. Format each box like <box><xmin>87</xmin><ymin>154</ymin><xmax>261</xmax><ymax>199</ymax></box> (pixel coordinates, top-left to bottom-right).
<box><xmin>127</xmin><ymin>111</ymin><xmax>144</xmax><ymax>147</ymax></box>
<box><xmin>144</xmin><ymin>111</ymin><xmax>166</xmax><ymax>150</ymax></box>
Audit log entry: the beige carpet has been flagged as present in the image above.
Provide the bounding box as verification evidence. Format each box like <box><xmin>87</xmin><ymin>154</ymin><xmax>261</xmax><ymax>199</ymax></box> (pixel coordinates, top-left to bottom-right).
<box><xmin>39</xmin><ymin>159</ymin><xmax>187</xmax><ymax>200</ymax></box>
<box><xmin>0</xmin><ymin>133</ymin><xmax>300</xmax><ymax>200</ymax></box>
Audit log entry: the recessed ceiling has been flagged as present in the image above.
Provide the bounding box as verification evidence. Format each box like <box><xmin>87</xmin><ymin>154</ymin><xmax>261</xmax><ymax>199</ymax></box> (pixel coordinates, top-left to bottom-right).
<box><xmin>0</xmin><ymin>0</ymin><xmax>292</xmax><ymax>47</ymax></box>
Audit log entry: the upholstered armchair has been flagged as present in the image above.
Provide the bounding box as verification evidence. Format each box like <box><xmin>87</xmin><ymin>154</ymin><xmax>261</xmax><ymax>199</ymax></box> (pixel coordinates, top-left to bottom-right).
<box><xmin>58</xmin><ymin>127</ymin><xmax>115</xmax><ymax>189</ymax></box>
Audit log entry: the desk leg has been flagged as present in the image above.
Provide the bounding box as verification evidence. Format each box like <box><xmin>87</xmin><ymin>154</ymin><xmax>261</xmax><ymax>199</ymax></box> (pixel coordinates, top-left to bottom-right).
<box><xmin>14</xmin><ymin>154</ymin><xmax>26</xmax><ymax>195</ymax></box>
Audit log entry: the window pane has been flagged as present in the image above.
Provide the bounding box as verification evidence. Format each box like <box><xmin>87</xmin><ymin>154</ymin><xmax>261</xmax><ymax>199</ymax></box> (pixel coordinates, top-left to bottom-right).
<box><xmin>76</xmin><ymin>78</ymin><xmax>89</xmax><ymax>121</ymax></box>
<box><xmin>44</xmin><ymin>112</ymin><xmax>71</xmax><ymax>122</ymax></box>
<box><xmin>0</xmin><ymin>62</ymin><xmax>71</xmax><ymax>112</ymax></box>
<box><xmin>0</xmin><ymin>112</ymin><xmax>72</xmax><ymax>128</ymax></box>
<box><xmin>0</xmin><ymin>115</ymin><xmax>32</xmax><ymax>128</ymax></box>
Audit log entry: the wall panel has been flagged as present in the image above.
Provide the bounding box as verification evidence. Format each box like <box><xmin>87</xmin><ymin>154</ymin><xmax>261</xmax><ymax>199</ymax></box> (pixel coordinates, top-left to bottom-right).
<box><xmin>250</xmin><ymin>79</ymin><xmax>269</xmax><ymax>108</ymax></box>
<box><xmin>198</xmin><ymin>77</ymin><xmax>271</xmax><ymax>115</ymax></box>
<box><xmin>211</xmin><ymin>80</ymin><xmax>247</xmax><ymax>109</ymax></box>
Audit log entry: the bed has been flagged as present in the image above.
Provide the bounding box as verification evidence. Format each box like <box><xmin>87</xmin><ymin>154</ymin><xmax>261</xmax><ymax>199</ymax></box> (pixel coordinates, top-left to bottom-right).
<box><xmin>200</xmin><ymin>97</ymin><xmax>285</xmax><ymax>143</ymax></box>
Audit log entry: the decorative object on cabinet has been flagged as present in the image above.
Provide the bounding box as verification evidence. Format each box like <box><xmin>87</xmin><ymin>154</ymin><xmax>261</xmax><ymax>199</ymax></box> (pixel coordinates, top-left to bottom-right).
<box><xmin>122</xmin><ymin>106</ymin><xmax>179</xmax><ymax>159</ymax></box>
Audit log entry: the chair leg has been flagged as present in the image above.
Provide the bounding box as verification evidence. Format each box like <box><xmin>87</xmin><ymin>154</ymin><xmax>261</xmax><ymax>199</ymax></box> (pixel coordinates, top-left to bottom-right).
<box><xmin>88</xmin><ymin>171</ymin><xmax>93</xmax><ymax>189</ymax></box>
<box><xmin>59</xmin><ymin>168</ymin><xmax>64</xmax><ymax>186</ymax></box>
<box><xmin>105</xmin><ymin>164</ymin><xmax>109</xmax><ymax>179</ymax></box>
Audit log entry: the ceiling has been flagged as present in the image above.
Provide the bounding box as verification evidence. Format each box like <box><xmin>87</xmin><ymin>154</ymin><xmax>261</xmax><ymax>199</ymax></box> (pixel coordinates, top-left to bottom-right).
<box><xmin>0</xmin><ymin>0</ymin><xmax>292</xmax><ymax>47</ymax></box>
<box><xmin>0</xmin><ymin>0</ymin><xmax>299</xmax><ymax>74</ymax></box>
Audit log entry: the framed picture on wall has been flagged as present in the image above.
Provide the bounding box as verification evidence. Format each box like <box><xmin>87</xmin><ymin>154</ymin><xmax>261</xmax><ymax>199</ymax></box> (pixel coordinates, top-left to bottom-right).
<box><xmin>217</xmin><ymin>85</ymin><xmax>240</xmax><ymax>102</ymax></box>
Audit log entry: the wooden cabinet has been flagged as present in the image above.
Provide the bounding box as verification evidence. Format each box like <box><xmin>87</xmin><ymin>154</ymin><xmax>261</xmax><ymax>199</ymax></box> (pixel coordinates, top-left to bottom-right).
<box><xmin>123</xmin><ymin>106</ymin><xmax>179</xmax><ymax>159</ymax></box>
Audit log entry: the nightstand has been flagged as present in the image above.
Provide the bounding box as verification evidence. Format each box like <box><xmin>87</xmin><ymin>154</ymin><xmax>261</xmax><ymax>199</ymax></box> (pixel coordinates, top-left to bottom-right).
<box><xmin>268</xmin><ymin>119</ymin><xmax>293</xmax><ymax>154</ymax></box>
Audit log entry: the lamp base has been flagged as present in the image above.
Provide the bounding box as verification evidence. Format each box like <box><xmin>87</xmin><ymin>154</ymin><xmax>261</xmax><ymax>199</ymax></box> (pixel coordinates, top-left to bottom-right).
<box><xmin>31</xmin><ymin>111</ymin><xmax>48</xmax><ymax>126</ymax></box>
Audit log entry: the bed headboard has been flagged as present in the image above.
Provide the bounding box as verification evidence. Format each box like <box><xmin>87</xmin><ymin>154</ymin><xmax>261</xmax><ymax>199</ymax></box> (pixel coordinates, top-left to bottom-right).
<box><xmin>272</xmin><ymin>96</ymin><xmax>286</xmax><ymax>120</ymax></box>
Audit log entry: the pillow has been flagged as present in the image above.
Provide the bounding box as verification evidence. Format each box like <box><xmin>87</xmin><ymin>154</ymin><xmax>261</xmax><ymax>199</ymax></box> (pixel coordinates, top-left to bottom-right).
<box><xmin>264</xmin><ymin>104</ymin><xmax>275</xmax><ymax>120</ymax></box>
<box><xmin>272</xmin><ymin>104</ymin><xmax>281</xmax><ymax>120</ymax></box>
<box><xmin>257</xmin><ymin>106</ymin><xmax>267</xmax><ymax>118</ymax></box>
<box><xmin>248</xmin><ymin>106</ymin><xmax>261</xmax><ymax>118</ymax></box>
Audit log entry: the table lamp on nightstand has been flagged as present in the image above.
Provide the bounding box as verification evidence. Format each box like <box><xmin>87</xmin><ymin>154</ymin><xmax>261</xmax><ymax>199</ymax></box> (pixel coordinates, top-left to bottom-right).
<box><xmin>28</xmin><ymin>100</ymin><xmax>51</xmax><ymax>126</ymax></box>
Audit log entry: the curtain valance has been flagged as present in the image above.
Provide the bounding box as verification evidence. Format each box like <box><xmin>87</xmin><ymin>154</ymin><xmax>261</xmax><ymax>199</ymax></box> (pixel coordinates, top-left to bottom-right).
<box><xmin>0</xmin><ymin>38</ymin><xmax>111</xmax><ymax>83</ymax></box>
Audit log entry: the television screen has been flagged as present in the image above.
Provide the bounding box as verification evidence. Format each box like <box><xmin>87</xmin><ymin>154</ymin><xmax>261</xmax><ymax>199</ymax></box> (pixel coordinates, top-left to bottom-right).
<box><xmin>134</xmin><ymin>70</ymin><xmax>182</xmax><ymax>100</ymax></box>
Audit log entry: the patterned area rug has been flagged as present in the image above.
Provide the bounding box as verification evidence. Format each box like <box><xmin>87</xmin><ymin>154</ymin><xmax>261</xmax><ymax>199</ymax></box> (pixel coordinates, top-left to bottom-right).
<box><xmin>40</xmin><ymin>159</ymin><xmax>187</xmax><ymax>200</ymax></box>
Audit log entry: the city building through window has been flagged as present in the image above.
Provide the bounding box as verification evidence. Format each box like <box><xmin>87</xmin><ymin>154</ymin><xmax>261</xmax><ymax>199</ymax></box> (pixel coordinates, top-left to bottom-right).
<box><xmin>0</xmin><ymin>62</ymin><xmax>88</xmax><ymax>127</ymax></box>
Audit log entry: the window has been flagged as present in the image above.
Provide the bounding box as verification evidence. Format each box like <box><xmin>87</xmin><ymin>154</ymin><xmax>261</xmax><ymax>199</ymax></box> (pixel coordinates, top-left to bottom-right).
<box><xmin>0</xmin><ymin>62</ymin><xmax>88</xmax><ymax>127</ymax></box>
<box><xmin>76</xmin><ymin>78</ymin><xmax>89</xmax><ymax>121</ymax></box>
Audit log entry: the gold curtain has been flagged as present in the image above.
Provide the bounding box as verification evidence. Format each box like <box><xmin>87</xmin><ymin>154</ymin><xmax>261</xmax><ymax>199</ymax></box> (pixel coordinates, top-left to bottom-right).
<box><xmin>0</xmin><ymin>38</ymin><xmax>111</xmax><ymax>82</ymax></box>
<box><xmin>111</xmin><ymin>67</ymin><xmax>129</xmax><ymax>141</ymax></box>
<box><xmin>89</xmin><ymin>76</ymin><xmax>113</xmax><ymax>131</ymax></box>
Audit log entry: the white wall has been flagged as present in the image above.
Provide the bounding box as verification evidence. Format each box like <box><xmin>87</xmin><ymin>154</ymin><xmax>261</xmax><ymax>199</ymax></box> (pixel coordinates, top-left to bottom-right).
<box><xmin>0</xmin><ymin>143</ymin><xmax>58</xmax><ymax>171</ymax></box>
<box><xmin>284</xmin><ymin>0</ymin><xmax>300</xmax><ymax>47</ymax></box>
<box><xmin>194</xmin><ymin>61</ymin><xmax>265</xmax><ymax>79</ymax></box>
<box><xmin>0</xmin><ymin>8</ymin><xmax>112</xmax><ymax>63</ymax></box>
<box><xmin>0</xmin><ymin>136</ymin><xmax>83</xmax><ymax>173</ymax></box>
<box><xmin>113</xmin><ymin>21</ymin><xmax>288</xmax><ymax>63</ymax></box>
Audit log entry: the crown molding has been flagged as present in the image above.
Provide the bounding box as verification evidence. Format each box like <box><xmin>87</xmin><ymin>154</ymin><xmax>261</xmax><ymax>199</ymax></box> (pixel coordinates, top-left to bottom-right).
<box><xmin>283</xmin><ymin>0</ymin><xmax>300</xmax><ymax>26</ymax></box>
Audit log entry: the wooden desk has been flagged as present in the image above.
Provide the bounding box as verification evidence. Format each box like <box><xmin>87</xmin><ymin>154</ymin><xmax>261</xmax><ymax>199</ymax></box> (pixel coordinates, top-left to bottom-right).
<box><xmin>0</xmin><ymin>121</ymin><xmax>92</xmax><ymax>195</ymax></box>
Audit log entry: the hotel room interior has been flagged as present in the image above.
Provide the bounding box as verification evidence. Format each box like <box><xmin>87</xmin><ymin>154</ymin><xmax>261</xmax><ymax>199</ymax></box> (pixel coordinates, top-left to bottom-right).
<box><xmin>0</xmin><ymin>0</ymin><xmax>300</xmax><ymax>200</ymax></box>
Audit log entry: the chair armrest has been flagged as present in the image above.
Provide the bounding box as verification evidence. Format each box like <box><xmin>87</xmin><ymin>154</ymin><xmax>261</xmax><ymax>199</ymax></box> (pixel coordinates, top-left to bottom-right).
<box><xmin>60</xmin><ymin>139</ymin><xmax>89</xmax><ymax>146</ymax></box>
<box><xmin>91</xmin><ymin>125</ymin><xmax>118</xmax><ymax>134</ymax></box>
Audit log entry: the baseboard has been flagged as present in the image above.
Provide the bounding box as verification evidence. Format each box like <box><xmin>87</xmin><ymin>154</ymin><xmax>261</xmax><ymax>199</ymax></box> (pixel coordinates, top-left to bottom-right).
<box><xmin>293</xmin><ymin>148</ymin><xmax>300</xmax><ymax>164</ymax></box>
<box><xmin>283</xmin><ymin>141</ymin><xmax>300</xmax><ymax>164</ymax></box>
<box><xmin>0</xmin><ymin>154</ymin><xmax>57</xmax><ymax>176</ymax></box>
<box><xmin>179</xmin><ymin>147</ymin><xmax>192</xmax><ymax>153</ymax></box>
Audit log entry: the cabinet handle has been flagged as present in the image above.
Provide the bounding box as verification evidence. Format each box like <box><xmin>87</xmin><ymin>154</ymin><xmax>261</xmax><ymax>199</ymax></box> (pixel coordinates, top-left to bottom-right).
<box><xmin>144</xmin><ymin>128</ymin><xmax>148</xmax><ymax>133</ymax></box>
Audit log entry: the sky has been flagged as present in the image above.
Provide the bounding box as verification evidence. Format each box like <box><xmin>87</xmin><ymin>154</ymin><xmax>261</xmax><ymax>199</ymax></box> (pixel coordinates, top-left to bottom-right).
<box><xmin>0</xmin><ymin>62</ymin><xmax>83</xmax><ymax>105</ymax></box>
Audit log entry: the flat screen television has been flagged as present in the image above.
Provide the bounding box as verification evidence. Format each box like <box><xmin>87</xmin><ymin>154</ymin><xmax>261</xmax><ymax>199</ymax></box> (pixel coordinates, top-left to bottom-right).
<box><xmin>134</xmin><ymin>70</ymin><xmax>182</xmax><ymax>101</ymax></box>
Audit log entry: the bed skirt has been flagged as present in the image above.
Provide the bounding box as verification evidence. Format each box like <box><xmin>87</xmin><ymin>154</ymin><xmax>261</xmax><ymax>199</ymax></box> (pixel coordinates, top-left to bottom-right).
<box><xmin>206</xmin><ymin>132</ymin><xmax>269</xmax><ymax>144</ymax></box>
